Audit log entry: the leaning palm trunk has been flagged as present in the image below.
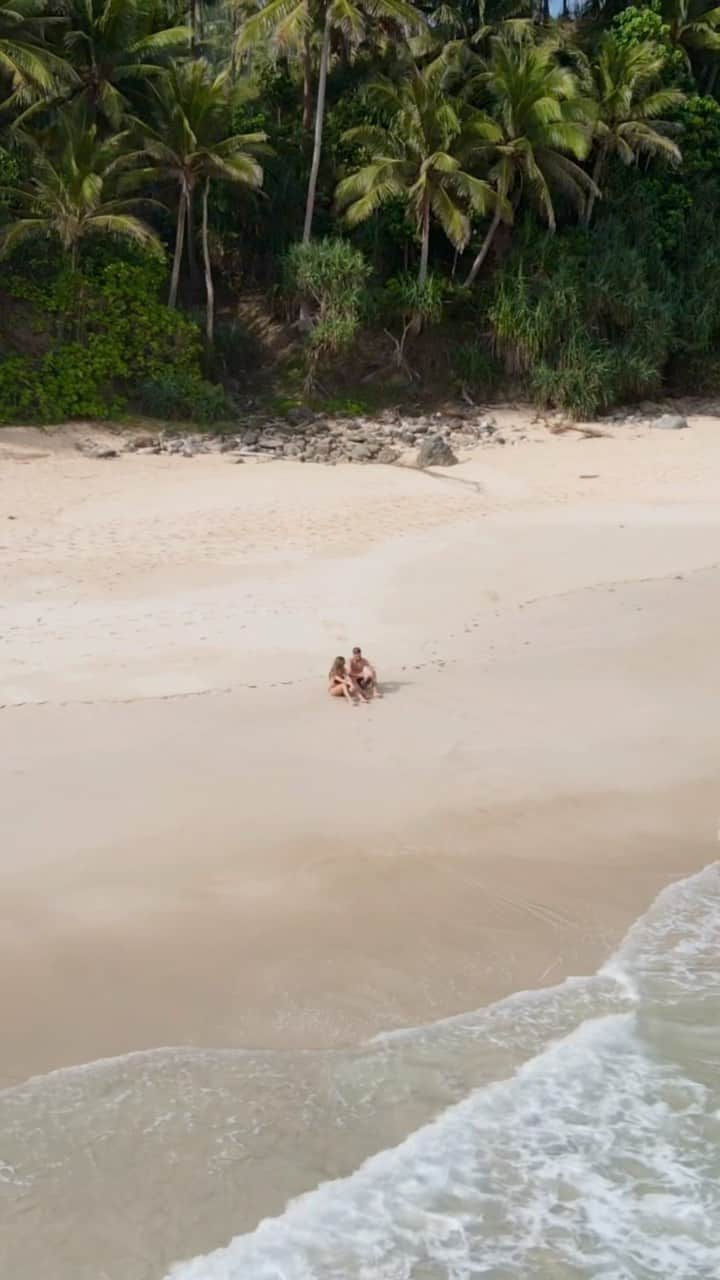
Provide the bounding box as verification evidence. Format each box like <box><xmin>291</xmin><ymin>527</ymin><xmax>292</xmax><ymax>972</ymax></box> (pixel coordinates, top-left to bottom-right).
<box><xmin>303</xmin><ymin>8</ymin><xmax>332</xmax><ymax>244</ymax></box>
<box><xmin>407</xmin><ymin>191</ymin><xmax>432</xmax><ymax>335</ymax></box>
<box><xmin>201</xmin><ymin>177</ymin><xmax>214</xmax><ymax>344</ymax></box>
<box><xmin>186</xmin><ymin>188</ymin><xmax>199</xmax><ymax>286</ymax></box>
<box><xmin>169</xmin><ymin>185</ymin><xmax>188</xmax><ymax>308</ymax></box>
<box><xmin>583</xmin><ymin>145</ymin><xmax>606</xmax><ymax>229</ymax></box>
<box><xmin>418</xmin><ymin>190</ymin><xmax>431</xmax><ymax>287</ymax></box>
<box><xmin>303</xmin><ymin>32</ymin><xmax>314</xmax><ymax>132</ymax></box>
<box><xmin>464</xmin><ymin>206</ymin><xmax>503</xmax><ymax>288</ymax></box>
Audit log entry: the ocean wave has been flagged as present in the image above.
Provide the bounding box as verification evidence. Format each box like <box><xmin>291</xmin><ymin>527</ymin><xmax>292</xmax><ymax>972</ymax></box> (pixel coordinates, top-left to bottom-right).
<box><xmin>167</xmin><ymin>863</ymin><xmax>720</xmax><ymax>1280</ymax></box>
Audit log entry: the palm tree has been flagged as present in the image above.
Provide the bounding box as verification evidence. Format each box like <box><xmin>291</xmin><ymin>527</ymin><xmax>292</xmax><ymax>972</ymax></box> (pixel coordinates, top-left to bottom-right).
<box><xmin>133</xmin><ymin>58</ymin><xmax>267</xmax><ymax>340</ymax></box>
<box><xmin>234</xmin><ymin>0</ymin><xmax>315</xmax><ymax>129</ymax></box>
<box><xmin>336</xmin><ymin>62</ymin><xmax>506</xmax><ymax>285</ymax></box>
<box><xmin>463</xmin><ymin>31</ymin><xmax>594</xmax><ymax>286</ymax></box>
<box><xmin>0</xmin><ymin>0</ymin><xmax>74</xmax><ymax>110</ymax></box>
<box><xmin>583</xmin><ymin>35</ymin><xmax>683</xmax><ymax>228</ymax></box>
<box><xmin>663</xmin><ymin>0</ymin><xmax>720</xmax><ymax>64</ymax></box>
<box><xmin>237</xmin><ymin>0</ymin><xmax>426</xmax><ymax>243</ymax></box>
<box><xmin>0</xmin><ymin>106</ymin><xmax>161</xmax><ymax>269</ymax></box>
<box><xmin>58</xmin><ymin>0</ymin><xmax>190</xmax><ymax>128</ymax></box>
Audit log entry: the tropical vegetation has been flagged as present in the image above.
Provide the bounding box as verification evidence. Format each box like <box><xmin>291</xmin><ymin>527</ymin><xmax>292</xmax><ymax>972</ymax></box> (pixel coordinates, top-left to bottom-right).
<box><xmin>2</xmin><ymin>0</ymin><xmax>720</xmax><ymax>420</ymax></box>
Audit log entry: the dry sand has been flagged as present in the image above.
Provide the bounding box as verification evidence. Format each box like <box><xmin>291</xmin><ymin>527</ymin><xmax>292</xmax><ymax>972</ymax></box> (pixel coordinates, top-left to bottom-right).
<box><xmin>2</xmin><ymin>411</ymin><xmax>720</xmax><ymax>1086</ymax></box>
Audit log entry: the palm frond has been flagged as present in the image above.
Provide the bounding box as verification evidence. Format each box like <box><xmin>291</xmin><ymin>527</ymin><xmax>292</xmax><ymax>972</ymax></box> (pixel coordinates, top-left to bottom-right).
<box><xmin>236</xmin><ymin>0</ymin><xmax>309</xmax><ymax>51</ymax></box>
<box><xmin>341</xmin><ymin>179</ymin><xmax>404</xmax><ymax>226</ymax></box>
<box><xmin>85</xmin><ymin>212</ymin><xmax>162</xmax><ymax>252</ymax></box>
<box><xmin>335</xmin><ymin>159</ymin><xmax>404</xmax><ymax>210</ymax></box>
<box><xmin>130</xmin><ymin>25</ymin><xmax>190</xmax><ymax>55</ymax></box>
<box><xmin>0</xmin><ymin>215</ymin><xmax>51</xmax><ymax>257</ymax></box>
<box><xmin>431</xmin><ymin>182</ymin><xmax>470</xmax><ymax>250</ymax></box>
<box><xmin>206</xmin><ymin>153</ymin><xmax>265</xmax><ymax>186</ymax></box>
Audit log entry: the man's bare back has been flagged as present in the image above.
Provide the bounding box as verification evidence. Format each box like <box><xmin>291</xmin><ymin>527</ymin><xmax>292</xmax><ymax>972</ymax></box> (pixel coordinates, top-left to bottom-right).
<box><xmin>349</xmin><ymin>647</ymin><xmax>382</xmax><ymax>698</ymax></box>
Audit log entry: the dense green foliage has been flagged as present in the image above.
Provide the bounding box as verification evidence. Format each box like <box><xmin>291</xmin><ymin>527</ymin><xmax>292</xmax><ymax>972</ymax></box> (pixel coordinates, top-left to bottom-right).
<box><xmin>2</xmin><ymin>0</ymin><xmax>720</xmax><ymax>419</ymax></box>
<box><xmin>0</xmin><ymin>252</ymin><xmax>217</xmax><ymax>420</ymax></box>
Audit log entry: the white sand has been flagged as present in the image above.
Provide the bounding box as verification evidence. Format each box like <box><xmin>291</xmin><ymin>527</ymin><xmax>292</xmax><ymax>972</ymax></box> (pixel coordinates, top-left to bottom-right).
<box><xmin>2</xmin><ymin>412</ymin><xmax>719</xmax><ymax>1083</ymax></box>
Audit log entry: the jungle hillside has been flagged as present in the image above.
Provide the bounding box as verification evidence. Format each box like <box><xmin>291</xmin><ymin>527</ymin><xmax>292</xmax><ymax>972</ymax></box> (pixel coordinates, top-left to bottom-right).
<box><xmin>1</xmin><ymin>0</ymin><xmax>720</xmax><ymax>422</ymax></box>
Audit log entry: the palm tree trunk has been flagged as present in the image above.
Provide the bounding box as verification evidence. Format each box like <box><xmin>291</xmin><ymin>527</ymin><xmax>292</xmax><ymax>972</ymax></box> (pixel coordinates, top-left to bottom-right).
<box><xmin>583</xmin><ymin>147</ymin><xmax>606</xmax><ymax>229</ymax></box>
<box><xmin>201</xmin><ymin>177</ymin><xmax>214</xmax><ymax>345</ymax></box>
<box><xmin>169</xmin><ymin>185</ymin><xmax>188</xmax><ymax>308</ymax></box>
<box><xmin>302</xmin><ymin>7</ymin><xmax>332</xmax><ymax>244</ymax></box>
<box><xmin>464</xmin><ymin>206</ymin><xmax>502</xmax><ymax>288</ymax></box>
<box><xmin>186</xmin><ymin>188</ymin><xmax>199</xmax><ymax>288</ymax></box>
<box><xmin>408</xmin><ymin>191</ymin><xmax>432</xmax><ymax>335</ymax></box>
<box><xmin>418</xmin><ymin>190</ymin><xmax>431</xmax><ymax>288</ymax></box>
<box><xmin>302</xmin><ymin>31</ymin><xmax>313</xmax><ymax>132</ymax></box>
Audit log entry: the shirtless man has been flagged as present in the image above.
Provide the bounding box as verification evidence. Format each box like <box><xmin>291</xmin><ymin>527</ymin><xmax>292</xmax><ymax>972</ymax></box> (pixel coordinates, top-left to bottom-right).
<box><xmin>349</xmin><ymin>646</ymin><xmax>382</xmax><ymax>699</ymax></box>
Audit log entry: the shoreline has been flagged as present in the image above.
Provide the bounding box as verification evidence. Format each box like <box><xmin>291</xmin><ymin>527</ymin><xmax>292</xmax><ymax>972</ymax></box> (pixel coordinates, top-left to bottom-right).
<box><xmin>6</xmin><ymin>842</ymin><xmax>714</xmax><ymax>1091</ymax></box>
<box><xmin>2</xmin><ymin>815</ymin><xmax>714</xmax><ymax>1091</ymax></box>
<box><xmin>3</xmin><ymin>417</ymin><xmax>720</xmax><ymax>1086</ymax></box>
<box><xmin>3</xmin><ymin>859</ymin><xmax>717</xmax><ymax>1280</ymax></box>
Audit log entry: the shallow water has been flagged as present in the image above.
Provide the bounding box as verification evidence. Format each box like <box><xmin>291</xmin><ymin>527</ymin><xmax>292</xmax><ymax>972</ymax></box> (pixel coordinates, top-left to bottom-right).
<box><xmin>2</xmin><ymin>864</ymin><xmax>719</xmax><ymax>1280</ymax></box>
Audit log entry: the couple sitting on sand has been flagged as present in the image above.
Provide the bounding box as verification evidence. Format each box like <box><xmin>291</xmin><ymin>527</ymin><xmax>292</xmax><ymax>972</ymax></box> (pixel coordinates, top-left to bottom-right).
<box><xmin>328</xmin><ymin>647</ymin><xmax>382</xmax><ymax>705</ymax></box>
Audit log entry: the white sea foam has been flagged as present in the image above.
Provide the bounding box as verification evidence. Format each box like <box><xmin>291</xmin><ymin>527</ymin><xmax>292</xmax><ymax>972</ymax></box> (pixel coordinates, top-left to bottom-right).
<box><xmin>167</xmin><ymin>864</ymin><xmax>720</xmax><ymax>1280</ymax></box>
<box><xmin>3</xmin><ymin>865</ymin><xmax>717</xmax><ymax>1280</ymax></box>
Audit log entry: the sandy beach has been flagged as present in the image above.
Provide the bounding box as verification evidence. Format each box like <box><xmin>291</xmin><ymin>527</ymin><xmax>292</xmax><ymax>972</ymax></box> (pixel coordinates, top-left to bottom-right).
<box><xmin>3</xmin><ymin>411</ymin><xmax>720</xmax><ymax>1280</ymax></box>
<box><xmin>2</xmin><ymin>410</ymin><xmax>719</xmax><ymax>1089</ymax></box>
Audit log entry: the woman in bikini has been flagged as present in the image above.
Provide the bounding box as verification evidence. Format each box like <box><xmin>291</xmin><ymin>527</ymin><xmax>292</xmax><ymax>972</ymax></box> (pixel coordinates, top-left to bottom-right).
<box><xmin>328</xmin><ymin>656</ymin><xmax>361</xmax><ymax>704</ymax></box>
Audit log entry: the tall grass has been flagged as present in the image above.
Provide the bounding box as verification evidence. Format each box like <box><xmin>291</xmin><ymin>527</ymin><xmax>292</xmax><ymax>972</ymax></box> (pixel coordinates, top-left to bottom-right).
<box><xmin>484</xmin><ymin>220</ymin><xmax>674</xmax><ymax>416</ymax></box>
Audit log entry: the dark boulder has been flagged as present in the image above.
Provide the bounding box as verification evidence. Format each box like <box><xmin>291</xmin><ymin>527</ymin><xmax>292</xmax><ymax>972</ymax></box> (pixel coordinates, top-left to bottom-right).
<box><xmin>416</xmin><ymin>434</ymin><xmax>458</xmax><ymax>468</ymax></box>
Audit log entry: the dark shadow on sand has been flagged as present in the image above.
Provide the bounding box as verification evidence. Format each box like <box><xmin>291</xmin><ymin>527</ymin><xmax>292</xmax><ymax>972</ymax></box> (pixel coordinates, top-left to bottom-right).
<box><xmin>377</xmin><ymin>680</ymin><xmax>413</xmax><ymax>696</ymax></box>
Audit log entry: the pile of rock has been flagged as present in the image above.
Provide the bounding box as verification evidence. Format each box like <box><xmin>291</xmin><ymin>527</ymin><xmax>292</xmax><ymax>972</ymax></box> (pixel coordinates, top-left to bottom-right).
<box><xmin>119</xmin><ymin>407</ymin><xmax>503</xmax><ymax>467</ymax></box>
<box><xmin>603</xmin><ymin>408</ymin><xmax>689</xmax><ymax>431</ymax></box>
<box><xmin>75</xmin><ymin>400</ymin><xmax>697</xmax><ymax>467</ymax></box>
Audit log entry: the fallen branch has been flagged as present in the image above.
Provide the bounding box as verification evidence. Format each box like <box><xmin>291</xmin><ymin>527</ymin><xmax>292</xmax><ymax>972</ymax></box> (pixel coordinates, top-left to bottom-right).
<box><xmin>545</xmin><ymin>420</ymin><xmax>609</xmax><ymax>439</ymax></box>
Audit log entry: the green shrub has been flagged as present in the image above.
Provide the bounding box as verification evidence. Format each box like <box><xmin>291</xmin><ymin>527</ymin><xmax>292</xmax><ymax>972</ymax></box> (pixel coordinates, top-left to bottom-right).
<box><xmin>530</xmin><ymin>344</ymin><xmax>616</xmax><ymax>419</ymax></box>
<box><xmin>35</xmin><ymin>342</ymin><xmax>109</xmax><ymax>418</ymax></box>
<box><xmin>0</xmin><ymin>356</ymin><xmax>36</xmax><ymax>420</ymax></box>
<box><xmin>94</xmin><ymin>259</ymin><xmax>202</xmax><ymax>381</ymax></box>
<box><xmin>452</xmin><ymin>340</ymin><xmax>502</xmax><ymax>395</ymax></box>
<box><xmin>380</xmin><ymin>273</ymin><xmax>446</xmax><ymax>328</ymax></box>
<box><xmin>0</xmin><ymin>343</ymin><xmax>106</xmax><ymax>421</ymax></box>
<box><xmin>612</xmin><ymin>2</ymin><xmax>672</xmax><ymax>54</ymax></box>
<box><xmin>134</xmin><ymin>372</ymin><xmax>231</xmax><ymax>422</ymax></box>
<box><xmin>0</xmin><ymin>255</ymin><xmax>213</xmax><ymax>423</ymax></box>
